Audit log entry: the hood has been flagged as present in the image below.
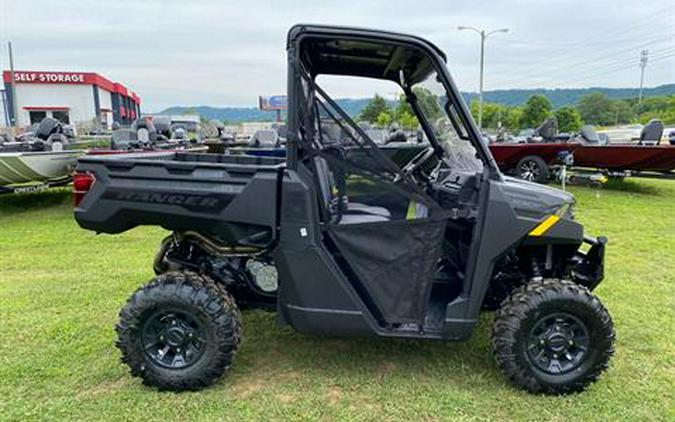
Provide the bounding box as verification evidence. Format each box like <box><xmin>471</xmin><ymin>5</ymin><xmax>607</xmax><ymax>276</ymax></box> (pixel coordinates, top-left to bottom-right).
<box><xmin>500</xmin><ymin>176</ymin><xmax>574</xmax><ymax>220</ymax></box>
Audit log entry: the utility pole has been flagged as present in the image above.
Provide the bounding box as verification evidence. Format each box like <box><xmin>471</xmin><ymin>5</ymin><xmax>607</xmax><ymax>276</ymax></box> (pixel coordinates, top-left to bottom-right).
<box><xmin>638</xmin><ymin>49</ymin><xmax>648</xmax><ymax>104</ymax></box>
<box><xmin>8</xmin><ymin>41</ymin><xmax>19</xmax><ymax>131</ymax></box>
<box><xmin>478</xmin><ymin>31</ymin><xmax>485</xmax><ymax>130</ymax></box>
<box><xmin>458</xmin><ymin>26</ymin><xmax>508</xmax><ymax>131</ymax></box>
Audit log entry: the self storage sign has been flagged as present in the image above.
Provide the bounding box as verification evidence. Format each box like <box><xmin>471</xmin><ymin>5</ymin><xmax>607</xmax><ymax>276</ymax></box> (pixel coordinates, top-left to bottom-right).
<box><xmin>11</xmin><ymin>72</ymin><xmax>87</xmax><ymax>84</ymax></box>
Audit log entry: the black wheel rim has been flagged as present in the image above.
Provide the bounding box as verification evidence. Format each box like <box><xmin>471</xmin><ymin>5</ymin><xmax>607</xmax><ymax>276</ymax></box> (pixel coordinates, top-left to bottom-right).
<box><xmin>526</xmin><ymin>312</ymin><xmax>590</xmax><ymax>375</ymax></box>
<box><xmin>141</xmin><ymin>308</ymin><xmax>206</xmax><ymax>369</ymax></box>
<box><xmin>519</xmin><ymin>160</ymin><xmax>540</xmax><ymax>181</ymax></box>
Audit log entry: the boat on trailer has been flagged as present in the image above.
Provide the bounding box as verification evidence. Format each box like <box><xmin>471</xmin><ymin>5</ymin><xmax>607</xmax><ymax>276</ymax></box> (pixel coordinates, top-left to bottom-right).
<box><xmin>572</xmin><ymin>121</ymin><xmax>675</xmax><ymax>175</ymax></box>
<box><xmin>0</xmin><ymin>149</ymin><xmax>83</xmax><ymax>194</ymax></box>
<box><xmin>489</xmin><ymin>119</ymin><xmax>675</xmax><ymax>182</ymax></box>
<box><xmin>0</xmin><ymin>117</ymin><xmax>83</xmax><ymax>194</ymax></box>
<box><xmin>573</xmin><ymin>144</ymin><xmax>675</xmax><ymax>174</ymax></box>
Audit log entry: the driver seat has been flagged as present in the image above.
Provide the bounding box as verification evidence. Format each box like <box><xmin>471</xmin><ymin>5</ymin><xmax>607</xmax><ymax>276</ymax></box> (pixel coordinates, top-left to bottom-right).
<box><xmin>302</xmin><ymin>81</ymin><xmax>390</xmax><ymax>223</ymax></box>
<box><xmin>313</xmin><ymin>155</ymin><xmax>391</xmax><ymax>224</ymax></box>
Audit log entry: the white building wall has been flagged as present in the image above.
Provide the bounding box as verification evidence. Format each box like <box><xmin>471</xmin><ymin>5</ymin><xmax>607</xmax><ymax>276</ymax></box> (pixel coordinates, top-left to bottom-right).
<box><xmin>97</xmin><ymin>87</ymin><xmax>114</xmax><ymax>129</ymax></box>
<box><xmin>98</xmin><ymin>87</ymin><xmax>112</xmax><ymax>110</ymax></box>
<box><xmin>15</xmin><ymin>84</ymin><xmax>95</xmax><ymax>127</ymax></box>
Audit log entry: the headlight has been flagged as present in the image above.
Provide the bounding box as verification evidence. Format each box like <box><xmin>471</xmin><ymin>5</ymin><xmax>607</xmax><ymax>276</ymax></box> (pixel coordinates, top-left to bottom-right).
<box><xmin>555</xmin><ymin>202</ymin><xmax>575</xmax><ymax>220</ymax></box>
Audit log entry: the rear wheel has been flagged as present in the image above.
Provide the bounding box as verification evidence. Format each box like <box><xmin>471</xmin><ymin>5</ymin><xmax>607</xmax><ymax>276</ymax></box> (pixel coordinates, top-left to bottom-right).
<box><xmin>116</xmin><ymin>271</ymin><xmax>241</xmax><ymax>391</ymax></box>
<box><xmin>516</xmin><ymin>155</ymin><xmax>550</xmax><ymax>184</ymax></box>
<box><xmin>492</xmin><ymin>279</ymin><xmax>614</xmax><ymax>394</ymax></box>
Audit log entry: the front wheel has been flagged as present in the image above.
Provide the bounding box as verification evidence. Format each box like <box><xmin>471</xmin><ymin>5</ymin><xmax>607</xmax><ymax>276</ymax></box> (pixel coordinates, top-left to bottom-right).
<box><xmin>492</xmin><ymin>279</ymin><xmax>614</xmax><ymax>394</ymax></box>
<box><xmin>116</xmin><ymin>271</ymin><xmax>241</xmax><ymax>391</ymax></box>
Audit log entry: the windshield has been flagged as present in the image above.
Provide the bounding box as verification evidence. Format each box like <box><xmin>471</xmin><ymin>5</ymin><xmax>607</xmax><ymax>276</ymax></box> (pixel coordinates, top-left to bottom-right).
<box><xmin>411</xmin><ymin>70</ymin><xmax>484</xmax><ymax>173</ymax></box>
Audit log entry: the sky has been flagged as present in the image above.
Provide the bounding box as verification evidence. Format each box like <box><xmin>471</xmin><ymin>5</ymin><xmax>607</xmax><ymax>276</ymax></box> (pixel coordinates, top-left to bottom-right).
<box><xmin>0</xmin><ymin>0</ymin><xmax>673</xmax><ymax>111</ymax></box>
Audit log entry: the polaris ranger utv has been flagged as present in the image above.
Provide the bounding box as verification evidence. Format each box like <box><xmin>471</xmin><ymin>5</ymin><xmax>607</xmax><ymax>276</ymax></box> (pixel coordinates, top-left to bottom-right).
<box><xmin>73</xmin><ymin>24</ymin><xmax>614</xmax><ymax>394</ymax></box>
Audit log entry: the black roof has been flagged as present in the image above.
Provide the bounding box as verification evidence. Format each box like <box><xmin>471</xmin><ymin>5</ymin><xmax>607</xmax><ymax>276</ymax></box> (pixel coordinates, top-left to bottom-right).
<box><xmin>287</xmin><ymin>24</ymin><xmax>447</xmax><ymax>85</ymax></box>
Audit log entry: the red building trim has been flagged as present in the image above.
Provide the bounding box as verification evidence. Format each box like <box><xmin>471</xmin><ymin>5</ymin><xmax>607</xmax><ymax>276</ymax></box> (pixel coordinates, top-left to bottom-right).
<box><xmin>91</xmin><ymin>74</ymin><xmax>115</xmax><ymax>92</ymax></box>
<box><xmin>2</xmin><ymin>70</ymin><xmax>116</xmax><ymax>92</ymax></box>
<box><xmin>113</xmin><ymin>82</ymin><xmax>128</xmax><ymax>96</ymax></box>
<box><xmin>130</xmin><ymin>91</ymin><xmax>141</xmax><ymax>105</ymax></box>
<box><xmin>2</xmin><ymin>70</ymin><xmax>138</xmax><ymax>102</ymax></box>
<box><xmin>3</xmin><ymin>69</ymin><xmax>141</xmax><ymax>126</ymax></box>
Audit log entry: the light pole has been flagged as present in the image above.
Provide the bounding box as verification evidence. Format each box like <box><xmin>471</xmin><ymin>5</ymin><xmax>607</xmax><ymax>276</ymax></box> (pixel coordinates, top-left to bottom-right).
<box><xmin>458</xmin><ymin>26</ymin><xmax>508</xmax><ymax>131</ymax></box>
<box><xmin>8</xmin><ymin>41</ymin><xmax>19</xmax><ymax>131</ymax></box>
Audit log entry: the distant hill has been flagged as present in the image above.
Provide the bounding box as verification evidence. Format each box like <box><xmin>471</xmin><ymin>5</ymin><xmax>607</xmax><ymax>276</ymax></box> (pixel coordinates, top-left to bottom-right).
<box><xmin>157</xmin><ymin>84</ymin><xmax>675</xmax><ymax>122</ymax></box>
<box><xmin>462</xmin><ymin>84</ymin><xmax>675</xmax><ymax>107</ymax></box>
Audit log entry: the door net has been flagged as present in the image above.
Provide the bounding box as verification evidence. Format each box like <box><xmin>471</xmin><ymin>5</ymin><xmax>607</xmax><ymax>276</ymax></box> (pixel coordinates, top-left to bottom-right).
<box><xmin>295</xmin><ymin>67</ymin><xmax>448</xmax><ymax>324</ymax></box>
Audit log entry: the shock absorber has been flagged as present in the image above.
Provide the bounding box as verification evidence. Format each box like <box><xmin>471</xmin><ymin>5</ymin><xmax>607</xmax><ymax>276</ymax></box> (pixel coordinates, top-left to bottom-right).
<box><xmin>531</xmin><ymin>257</ymin><xmax>544</xmax><ymax>282</ymax></box>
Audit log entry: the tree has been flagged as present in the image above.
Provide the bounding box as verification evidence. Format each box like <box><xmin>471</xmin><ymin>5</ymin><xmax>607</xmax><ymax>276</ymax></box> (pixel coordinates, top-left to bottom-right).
<box><xmin>394</xmin><ymin>87</ymin><xmax>442</xmax><ymax>124</ymax></box>
<box><xmin>393</xmin><ymin>94</ymin><xmax>420</xmax><ymax>129</ymax></box>
<box><xmin>634</xmin><ymin>95</ymin><xmax>671</xmax><ymax>116</ymax></box>
<box><xmin>412</xmin><ymin>87</ymin><xmax>442</xmax><ymax>121</ymax></box>
<box><xmin>395</xmin><ymin>93</ymin><xmax>413</xmax><ymax>118</ymax></box>
<box><xmin>375</xmin><ymin>111</ymin><xmax>393</xmax><ymax>128</ymax></box>
<box><xmin>577</xmin><ymin>92</ymin><xmax>614</xmax><ymax>126</ymax></box>
<box><xmin>501</xmin><ymin>106</ymin><xmax>523</xmax><ymax>132</ymax></box>
<box><xmin>554</xmin><ymin>106</ymin><xmax>583</xmax><ymax>132</ymax></box>
<box><xmin>519</xmin><ymin>95</ymin><xmax>553</xmax><ymax>129</ymax></box>
<box><xmin>359</xmin><ymin>94</ymin><xmax>390</xmax><ymax>123</ymax></box>
<box><xmin>612</xmin><ymin>100</ymin><xmax>635</xmax><ymax>124</ymax></box>
<box><xmin>633</xmin><ymin>95</ymin><xmax>675</xmax><ymax>125</ymax></box>
<box><xmin>398</xmin><ymin>111</ymin><xmax>419</xmax><ymax>130</ymax></box>
<box><xmin>469</xmin><ymin>100</ymin><xmax>522</xmax><ymax>132</ymax></box>
<box><xmin>470</xmin><ymin>101</ymin><xmax>506</xmax><ymax>129</ymax></box>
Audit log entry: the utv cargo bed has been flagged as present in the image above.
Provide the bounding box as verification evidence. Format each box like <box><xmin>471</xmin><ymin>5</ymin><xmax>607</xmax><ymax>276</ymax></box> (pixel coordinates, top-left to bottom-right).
<box><xmin>74</xmin><ymin>151</ymin><xmax>284</xmax><ymax>246</ymax></box>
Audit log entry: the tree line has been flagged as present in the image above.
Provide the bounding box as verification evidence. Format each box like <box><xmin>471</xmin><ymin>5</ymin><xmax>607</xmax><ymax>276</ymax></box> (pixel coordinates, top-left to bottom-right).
<box><xmin>358</xmin><ymin>88</ymin><xmax>444</xmax><ymax>131</ymax></box>
<box><xmin>359</xmin><ymin>90</ymin><xmax>675</xmax><ymax>133</ymax></box>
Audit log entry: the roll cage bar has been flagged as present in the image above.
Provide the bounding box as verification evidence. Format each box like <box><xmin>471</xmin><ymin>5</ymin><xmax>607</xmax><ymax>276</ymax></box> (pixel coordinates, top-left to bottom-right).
<box><xmin>295</xmin><ymin>65</ymin><xmax>437</xmax><ymax>207</ymax></box>
<box><xmin>285</xmin><ymin>24</ymin><xmax>501</xmax><ymax>178</ymax></box>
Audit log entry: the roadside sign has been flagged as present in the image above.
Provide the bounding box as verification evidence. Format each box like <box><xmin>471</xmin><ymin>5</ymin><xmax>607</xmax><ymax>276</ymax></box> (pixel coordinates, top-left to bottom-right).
<box><xmin>259</xmin><ymin>95</ymin><xmax>287</xmax><ymax>111</ymax></box>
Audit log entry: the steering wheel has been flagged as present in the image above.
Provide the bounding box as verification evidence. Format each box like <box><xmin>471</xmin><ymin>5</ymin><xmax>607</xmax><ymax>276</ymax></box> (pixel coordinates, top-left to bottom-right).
<box><xmin>393</xmin><ymin>146</ymin><xmax>435</xmax><ymax>183</ymax></box>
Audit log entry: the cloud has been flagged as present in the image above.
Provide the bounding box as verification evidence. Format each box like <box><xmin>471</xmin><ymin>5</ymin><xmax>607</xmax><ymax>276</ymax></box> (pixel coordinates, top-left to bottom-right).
<box><xmin>1</xmin><ymin>0</ymin><xmax>672</xmax><ymax>111</ymax></box>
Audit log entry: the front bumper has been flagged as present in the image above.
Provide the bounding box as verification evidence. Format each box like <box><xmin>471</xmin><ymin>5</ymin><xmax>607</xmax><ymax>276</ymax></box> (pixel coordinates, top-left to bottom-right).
<box><xmin>571</xmin><ymin>235</ymin><xmax>607</xmax><ymax>290</ymax></box>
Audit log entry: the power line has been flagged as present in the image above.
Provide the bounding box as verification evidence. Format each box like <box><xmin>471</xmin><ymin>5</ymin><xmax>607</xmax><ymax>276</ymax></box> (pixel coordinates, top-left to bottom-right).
<box><xmin>531</xmin><ymin>48</ymin><xmax>675</xmax><ymax>89</ymax></box>
<box><xmin>494</xmin><ymin>4</ymin><xmax>673</xmax><ymax>48</ymax></box>
<box><xmin>490</xmin><ymin>5</ymin><xmax>673</xmax><ymax>59</ymax></box>
<box><xmin>493</xmin><ymin>30</ymin><xmax>671</xmax><ymax>50</ymax></box>
<box><xmin>556</xmin><ymin>47</ymin><xmax>675</xmax><ymax>86</ymax></box>
<box><xmin>649</xmin><ymin>51</ymin><xmax>675</xmax><ymax>62</ymax></box>
<box><xmin>539</xmin><ymin>45</ymin><xmax>675</xmax><ymax>86</ymax></box>
<box><xmin>552</xmin><ymin>63</ymin><xmax>639</xmax><ymax>87</ymax></box>
<box><xmin>493</xmin><ymin>35</ymin><xmax>673</xmax><ymax>88</ymax></box>
<box><xmin>495</xmin><ymin>33</ymin><xmax>672</xmax><ymax>79</ymax></box>
<box><xmin>486</xmin><ymin>5</ymin><xmax>674</xmax><ymax>86</ymax></box>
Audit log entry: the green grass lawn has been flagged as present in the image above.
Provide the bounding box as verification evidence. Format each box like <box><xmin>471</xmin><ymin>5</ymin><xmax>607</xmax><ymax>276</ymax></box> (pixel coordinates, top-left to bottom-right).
<box><xmin>1</xmin><ymin>179</ymin><xmax>673</xmax><ymax>421</ymax></box>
